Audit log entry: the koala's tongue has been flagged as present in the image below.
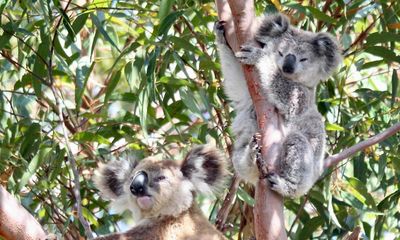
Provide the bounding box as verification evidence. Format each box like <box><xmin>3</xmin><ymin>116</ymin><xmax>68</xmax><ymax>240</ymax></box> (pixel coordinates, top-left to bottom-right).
<box><xmin>137</xmin><ymin>196</ymin><xmax>153</xmax><ymax>210</ymax></box>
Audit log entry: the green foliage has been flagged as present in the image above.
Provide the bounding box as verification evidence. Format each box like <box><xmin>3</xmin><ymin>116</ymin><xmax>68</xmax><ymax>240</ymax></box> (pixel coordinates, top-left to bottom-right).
<box><xmin>0</xmin><ymin>0</ymin><xmax>399</xmax><ymax>239</ymax></box>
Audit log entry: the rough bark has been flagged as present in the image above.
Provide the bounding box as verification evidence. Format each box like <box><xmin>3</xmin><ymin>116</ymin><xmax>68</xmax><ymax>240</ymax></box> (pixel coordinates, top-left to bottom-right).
<box><xmin>0</xmin><ymin>186</ymin><xmax>47</xmax><ymax>240</ymax></box>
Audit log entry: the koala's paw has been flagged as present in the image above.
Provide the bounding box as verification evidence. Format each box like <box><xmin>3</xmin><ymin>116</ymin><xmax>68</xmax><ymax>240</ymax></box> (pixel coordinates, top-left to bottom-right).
<box><xmin>250</xmin><ymin>134</ymin><xmax>261</xmax><ymax>162</ymax></box>
<box><xmin>250</xmin><ymin>133</ymin><xmax>269</xmax><ymax>178</ymax></box>
<box><xmin>214</xmin><ymin>21</ymin><xmax>227</xmax><ymax>45</ymax></box>
<box><xmin>235</xmin><ymin>45</ymin><xmax>263</xmax><ymax>65</ymax></box>
<box><xmin>266</xmin><ymin>172</ymin><xmax>287</xmax><ymax>196</ymax></box>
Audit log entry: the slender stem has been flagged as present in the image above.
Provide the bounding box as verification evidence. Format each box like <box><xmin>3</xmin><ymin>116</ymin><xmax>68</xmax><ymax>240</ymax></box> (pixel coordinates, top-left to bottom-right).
<box><xmin>287</xmin><ymin>195</ymin><xmax>309</xmax><ymax>236</ymax></box>
<box><xmin>52</xmin><ymin>86</ymin><xmax>94</xmax><ymax>239</ymax></box>
<box><xmin>0</xmin><ymin>51</ymin><xmax>51</xmax><ymax>87</ymax></box>
<box><xmin>324</xmin><ymin>122</ymin><xmax>400</xmax><ymax>169</ymax></box>
<box><xmin>215</xmin><ymin>175</ymin><xmax>240</xmax><ymax>231</ymax></box>
<box><xmin>56</xmin><ymin>94</ymin><xmax>94</xmax><ymax>239</ymax></box>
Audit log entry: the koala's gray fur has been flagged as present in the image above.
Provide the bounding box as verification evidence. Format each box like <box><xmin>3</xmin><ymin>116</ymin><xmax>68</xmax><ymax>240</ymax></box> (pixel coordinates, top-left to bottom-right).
<box><xmin>93</xmin><ymin>145</ymin><xmax>228</xmax><ymax>240</ymax></box>
<box><xmin>215</xmin><ymin>13</ymin><xmax>342</xmax><ymax>197</ymax></box>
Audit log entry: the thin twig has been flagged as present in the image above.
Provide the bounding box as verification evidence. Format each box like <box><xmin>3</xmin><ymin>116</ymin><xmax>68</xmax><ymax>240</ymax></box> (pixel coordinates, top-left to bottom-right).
<box><xmin>287</xmin><ymin>194</ymin><xmax>309</xmax><ymax>236</ymax></box>
<box><xmin>215</xmin><ymin>175</ymin><xmax>240</xmax><ymax>231</ymax></box>
<box><xmin>49</xmin><ymin>0</ymin><xmax>73</xmax><ymax>85</ymax></box>
<box><xmin>344</xmin><ymin>226</ymin><xmax>361</xmax><ymax>240</ymax></box>
<box><xmin>0</xmin><ymin>51</ymin><xmax>51</xmax><ymax>87</ymax></box>
<box><xmin>324</xmin><ymin>122</ymin><xmax>400</xmax><ymax>169</ymax></box>
<box><xmin>47</xmin><ymin>5</ymin><xmax>94</xmax><ymax>231</ymax></box>
<box><xmin>0</xmin><ymin>29</ymin><xmax>49</xmax><ymax>65</ymax></box>
<box><xmin>0</xmin><ymin>90</ymin><xmax>36</xmax><ymax>96</ymax></box>
<box><xmin>2</xmin><ymin>94</ymin><xmax>19</xmax><ymax>122</ymax></box>
<box><xmin>54</xmin><ymin>87</ymin><xmax>94</xmax><ymax>239</ymax></box>
<box><xmin>0</xmin><ymin>109</ymin><xmax>26</xmax><ymax>119</ymax></box>
<box><xmin>316</xmin><ymin>0</ymin><xmax>333</xmax><ymax>31</ymax></box>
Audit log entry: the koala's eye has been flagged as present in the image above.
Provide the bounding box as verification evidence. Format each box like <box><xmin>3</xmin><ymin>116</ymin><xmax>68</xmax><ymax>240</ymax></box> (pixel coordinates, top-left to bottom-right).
<box><xmin>154</xmin><ymin>176</ymin><xmax>166</xmax><ymax>182</ymax></box>
<box><xmin>300</xmin><ymin>58</ymin><xmax>308</xmax><ymax>62</ymax></box>
<box><xmin>278</xmin><ymin>51</ymin><xmax>283</xmax><ymax>57</ymax></box>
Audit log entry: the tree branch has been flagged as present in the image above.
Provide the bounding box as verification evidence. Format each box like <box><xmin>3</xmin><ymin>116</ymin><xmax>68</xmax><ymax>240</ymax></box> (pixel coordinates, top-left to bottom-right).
<box><xmin>215</xmin><ymin>174</ymin><xmax>240</xmax><ymax>231</ymax></box>
<box><xmin>344</xmin><ymin>226</ymin><xmax>361</xmax><ymax>240</ymax></box>
<box><xmin>324</xmin><ymin>122</ymin><xmax>400</xmax><ymax>169</ymax></box>
<box><xmin>215</xmin><ymin>1</ymin><xmax>286</xmax><ymax>239</ymax></box>
<box><xmin>0</xmin><ymin>186</ymin><xmax>47</xmax><ymax>240</ymax></box>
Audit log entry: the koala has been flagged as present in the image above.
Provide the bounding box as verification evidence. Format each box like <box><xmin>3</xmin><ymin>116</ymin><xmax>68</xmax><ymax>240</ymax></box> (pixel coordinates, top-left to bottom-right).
<box><xmin>93</xmin><ymin>145</ymin><xmax>228</xmax><ymax>240</ymax></box>
<box><xmin>215</xmin><ymin>13</ymin><xmax>342</xmax><ymax>197</ymax></box>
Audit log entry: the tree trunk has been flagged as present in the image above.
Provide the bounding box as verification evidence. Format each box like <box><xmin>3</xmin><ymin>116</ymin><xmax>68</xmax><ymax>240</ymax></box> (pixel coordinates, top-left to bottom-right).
<box><xmin>0</xmin><ymin>186</ymin><xmax>47</xmax><ymax>240</ymax></box>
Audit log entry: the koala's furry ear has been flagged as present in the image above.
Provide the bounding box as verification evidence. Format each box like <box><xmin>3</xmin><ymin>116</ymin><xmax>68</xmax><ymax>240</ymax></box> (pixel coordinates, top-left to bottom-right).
<box><xmin>312</xmin><ymin>32</ymin><xmax>342</xmax><ymax>74</ymax></box>
<box><xmin>181</xmin><ymin>145</ymin><xmax>228</xmax><ymax>195</ymax></box>
<box><xmin>93</xmin><ymin>153</ymin><xmax>137</xmax><ymax>200</ymax></box>
<box><xmin>256</xmin><ymin>13</ymin><xmax>290</xmax><ymax>43</ymax></box>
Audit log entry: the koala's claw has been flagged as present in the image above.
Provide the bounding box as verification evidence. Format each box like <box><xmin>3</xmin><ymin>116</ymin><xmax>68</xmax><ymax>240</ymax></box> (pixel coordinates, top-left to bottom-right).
<box><xmin>250</xmin><ymin>133</ymin><xmax>267</xmax><ymax>177</ymax></box>
<box><xmin>250</xmin><ymin>134</ymin><xmax>261</xmax><ymax>155</ymax></box>
<box><xmin>250</xmin><ymin>138</ymin><xmax>262</xmax><ymax>162</ymax></box>
<box><xmin>266</xmin><ymin>172</ymin><xmax>285</xmax><ymax>195</ymax></box>
<box><xmin>214</xmin><ymin>21</ymin><xmax>227</xmax><ymax>44</ymax></box>
<box><xmin>235</xmin><ymin>45</ymin><xmax>263</xmax><ymax>65</ymax></box>
<box><xmin>216</xmin><ymin>20</ymin><xmax>226</xmax><ymax>30</ymax></box>
<box><xmin>250</xmin><ymin>134</ymin><xmax>261</xmax><ymax>150</ymax></box>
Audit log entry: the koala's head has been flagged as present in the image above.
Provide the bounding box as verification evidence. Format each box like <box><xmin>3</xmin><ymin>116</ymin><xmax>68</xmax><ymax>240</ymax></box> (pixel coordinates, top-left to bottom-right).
<box><xmin>256</xmin><ymin>13</ymin><xmax>342</xmax><ymax>87</ymax></box>
<box><xmin>94</xmin><ymin>145</ymin><xmax>228</xmax><ymax>220</ymax></box>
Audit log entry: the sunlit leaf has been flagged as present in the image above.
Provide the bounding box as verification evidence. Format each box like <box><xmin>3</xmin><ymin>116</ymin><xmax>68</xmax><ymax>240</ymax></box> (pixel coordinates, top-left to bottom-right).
<box><xmin>58</xmin><ymin>7</ymin><xmax>75</xmax><ymax>43</ymax></box>
<box><xmin>305</xmin><ymin>6</ymin><xmax>336</xmax><ymax>24</ymax></box>
<box><xmin>159</xmin><ymin>0</ymin><xmax>175</xmax><ymax>21</ymax></box>
<box><xmin>19</xmin><ymin>123</ymin><xmax>41</xmax><ymax>158</ymax></box>
<box><xmin>366</xmin><ymin>32</ymin><xmax>400</xmax><ymax>45</ymax></box>
<box><xmin>326</xmin><ymin>122</ymin><xmax>345</xmax><ymax>131</ymax></box>
<box><xmin>75</xmin><ymin>56</ymin><xmax>95</xmax><ymax>112</ymax></box>
<box><xmin>237</xmin><ymin>187</ymin><xmax>255</xmax><ymax>207</ymax></box>
<box><xmin>82</xmin><ymin>207</ymin><xmax>99</xmax><ymax>227</ymax></box>
<box><xmin>18</xmin><ymin>146</ymin><xmax>52</xmax><ymax>191</ymax></box>
<box><xmin>104</xmin><ymin>70</ymin><xmax>122</xmax><ymax>104</ymax></box>
<box><xmin>345</xmin><ymin>177</ymin><xmax>377</xmax><ymax>209</ymax></box>
<box><xmin>90</xmin><ymin>13</ymin><xmax>121</xmax><ymax>52</ymax></box>
<box><xmin>73</xmin><ymin>132</ymin><xmax>110</xmax><ymax>144</ymax></box>
<box><xmin>365</xmin><ymin>46</ymin><xmax>400</xmax><ymax>63</ymax></box>
<box><xmin>298</xmin><ymin>216</ymin><xmax>324</xmax><ymax>239</ymax></box>
<box><xmin>157</xmin><ymin>11</ymin><xmax>184</xmax><ymax>37</ymax></box>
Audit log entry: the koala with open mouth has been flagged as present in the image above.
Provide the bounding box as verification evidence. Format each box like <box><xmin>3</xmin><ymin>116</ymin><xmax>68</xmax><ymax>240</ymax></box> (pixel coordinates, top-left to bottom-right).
<box><xmin>93</xmin><ymin>145</ymin><xmax>228</xmax><ymax>240</ymax></box>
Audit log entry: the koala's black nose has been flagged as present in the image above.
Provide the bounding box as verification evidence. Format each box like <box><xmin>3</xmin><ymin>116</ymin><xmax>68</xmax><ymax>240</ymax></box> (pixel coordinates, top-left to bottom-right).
<box><xmin>282</xmin><ymin>54</ymin><xmax>296</xmax><ymax>74</ymax></box>
<box><xmin>130</xmin><ymin>171</ymin><xmax>148</xmax><ymax>196</ymax></box>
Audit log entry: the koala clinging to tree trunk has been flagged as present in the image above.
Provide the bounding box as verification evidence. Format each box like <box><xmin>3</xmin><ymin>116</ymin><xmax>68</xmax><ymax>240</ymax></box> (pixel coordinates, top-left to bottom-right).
<box><xmin>93</xmin><ymin>145</ymin><xmax>228</xmax><ymax>240</ymax></box>
<box><xmin>215</xmin><ymin>13</ymin><xmax>342</xmax><ymax>197</ymax></box>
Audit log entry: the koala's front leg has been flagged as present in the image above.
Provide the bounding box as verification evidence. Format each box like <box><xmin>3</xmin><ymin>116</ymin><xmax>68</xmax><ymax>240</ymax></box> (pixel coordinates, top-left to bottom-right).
<box><xmin>235</xmin><ymin>45</ymin><xmax>265</xmax><ymax>65</ymax></box>
<box><xmin>215</xmin><ymin>21</ymin><xmax>251</xmax><ymax>104</ymax></box>
<box><xmin>232</xmin><ymin>134</ymin><xmax>261</xmax><ymax>185</ymax></box>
